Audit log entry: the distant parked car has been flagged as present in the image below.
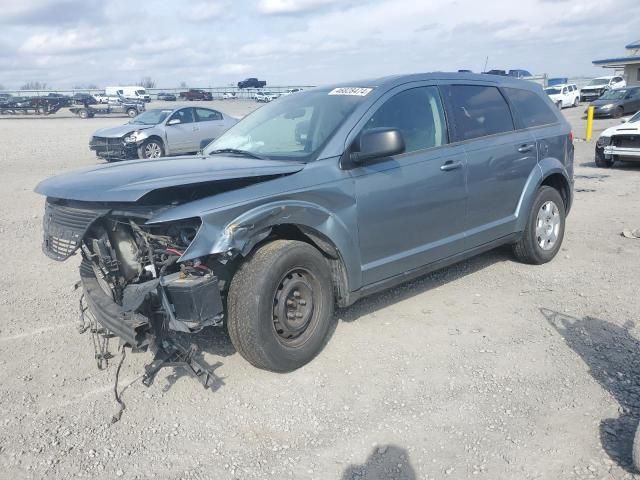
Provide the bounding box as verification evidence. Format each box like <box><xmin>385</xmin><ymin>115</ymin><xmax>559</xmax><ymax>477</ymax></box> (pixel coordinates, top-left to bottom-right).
<box><xmin>0</xmin><ymin>93</ymin><xmax>11</xmax><ymax>105</ymax></box>
<box><xmin>157</xmin><ymin>92</ymin><xmax>177</xmax><ymax>101</ymax></box>
<box><xmin>507</xmin><ymin>69</ymin><xmax>532</xmax><ymax>78</ymax></box>
<box><xmin>255</xmin><ymin>91</ymin><xmax>279</xmax><ymax>102</ymax></box>
<box><xmin>482</xmin><ymin>69</ymin><xmax>507</xmax><ymax>76</ymax></box>
<box><xmin>222</xmin><ymin>92</ymin><xmax>237</xmax><ymax>99</ymax></box>
<box><xmin>457</xmin><ymin>69</ymin><xmax>473</xmax><ymax>73</ymax></box>
<box><xmin>595</xmin><ymin>110</ymin><xmax>640</xmax><ymax>167</ymax></box>
<box><xmin>281</xmin><ymin>88</ymin><xmax>303</xmax><ymax>96</ymax></box>
<box><xmin>586</xmin><ymin>87</ymin><xmax>640</xmax><ymax>118</ymax></box>
<box><xmin>72</xmin><ymin>93</ymin><xmax>98</xmax><ymax>106</ymax></box>
<box><xmin>93</xmin><ymin>93</ymin><xmax>109</xmax><ymax>104</ymax></box>
<box><xmin>179</xmin><ymin>89</ymin><xmax>213</xmax><ymax>101</ymax></box>
<box><xmin>238</xmin><ymin>77</ymin><xmax>267</xmax><ymax>89</ymax></box>
<box><xmin>89</xmin><ymin>106</ymin><xmax>237</xmax><ymax>161</ymax></box>
<box><xmin>544</xmin><ymin>84</ymin><xmax>580</xmax><ymax>108</ymax></box>
<box><xmin>580</xmin><ymin>76</ymin><xmax>626</xmax><ymax>102</ymax></box>
<box><xmin>547</xmin><ymin>77</ymin><xmax>568</xmax><ymax>87</ymax></box>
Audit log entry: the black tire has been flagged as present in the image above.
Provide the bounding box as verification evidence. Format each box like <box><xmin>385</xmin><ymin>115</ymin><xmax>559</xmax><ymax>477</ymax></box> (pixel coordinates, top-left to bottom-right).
<box><xmin>556</xmin><ymin>101</ymin><xmax>562</xmax><ymax>109</ymax></box>
<box><xmin>137</xmin><ymin>139</ymin><xmax>164</xmax><ymax>159</ymax></box>
<box><xmin>78</xmin><ymin>108</ymin><xmax>89</xmax><ymax>119</ymax></box>
<box><xmin>595</xmin><ymin>148</ymin><xmax>614</xmax><ymax>168</ymax></box>
<box><xmin>572</xmin><ymin>96</ymin><xmax>579</xmax><ymax>107</ymax></box>
<box><xmin>127</xmin><ymin>108</ymin><xmax>138</xmax><ymax>118</ymax></box>
<box><xmin>612</xmin><ymin>106</ymin><xmax>624</xmax><ymax>119</ymax></box>
<box><xmin>227</xmin><ymin>240</ymin><xmax>335</xmax><ymax>372</ymax></box>
<box><xmin>512</xmin><ymin>186</ymin><xmax>566</xmax><ymax>265</ymax></box>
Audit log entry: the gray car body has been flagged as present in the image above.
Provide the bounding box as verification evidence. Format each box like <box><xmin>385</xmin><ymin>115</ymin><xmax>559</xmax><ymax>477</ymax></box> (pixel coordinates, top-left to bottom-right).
<box><xmin>37</xmin><ymin>72</ymin><xmax>573</xmax><ymax>306</ymax></box>
<box><xmin>91</xmin><ymin>107</ymin><xmax>237</xmax><ymax>158</ymax></box>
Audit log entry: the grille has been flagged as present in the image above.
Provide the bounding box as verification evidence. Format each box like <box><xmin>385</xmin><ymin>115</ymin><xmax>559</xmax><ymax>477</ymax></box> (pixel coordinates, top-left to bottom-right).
<box><xmin>91</xmin><ymin>137</ymin><xmax>122</xmax><ymax>147</ymax></box>
<box><xmin>43</xmin><ymin>201</ymin><xmax>108</xmax><ymax>261</ymax></box>
<box><xmin>613</xmin><ymin>135</ymin><xmax>640</xmax><ymax>148</ymax></box>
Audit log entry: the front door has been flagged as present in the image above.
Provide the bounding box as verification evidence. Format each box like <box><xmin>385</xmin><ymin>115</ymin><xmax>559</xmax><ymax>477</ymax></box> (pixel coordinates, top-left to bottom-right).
<box><xmin>351</xmin><ymin>85</ymin><xmax>468</xmax><ymax>286</ymax></box>
<box><xmin>164</xmin><ymin>108</ymin><xmax>198</xmax><ymax>154</ymax></box>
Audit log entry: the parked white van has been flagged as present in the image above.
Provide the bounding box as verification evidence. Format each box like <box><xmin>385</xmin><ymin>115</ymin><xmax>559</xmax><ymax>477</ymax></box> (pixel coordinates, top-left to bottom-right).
<box><xmin>105</xmin><ymin>86</ymin><xmax>150</xmax><ymax>102</ymax></box>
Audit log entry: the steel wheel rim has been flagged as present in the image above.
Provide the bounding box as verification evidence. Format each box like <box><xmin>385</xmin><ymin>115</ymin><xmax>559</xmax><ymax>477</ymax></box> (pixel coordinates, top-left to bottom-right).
<box><xmin>535</xmin><ymin>201</ymin><xmax>561</xmax><ymax>250</ymax></box>
<box><xmin>272</xmin><ymin>267</ymin><xmax>319</xmax><ymax>346</ymax></box>
<box><xmin>144</xmin><ymin>142</ymin><xmax>161</xmax><ymax>158</ymax></box>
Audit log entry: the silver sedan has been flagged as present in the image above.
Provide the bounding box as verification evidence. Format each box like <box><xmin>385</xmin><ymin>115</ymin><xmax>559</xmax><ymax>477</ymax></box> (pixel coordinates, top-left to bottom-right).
<box><xmin>89</xmin><ymin>107</ymin><xmax>238</xmax><ymax>161</ymax></box>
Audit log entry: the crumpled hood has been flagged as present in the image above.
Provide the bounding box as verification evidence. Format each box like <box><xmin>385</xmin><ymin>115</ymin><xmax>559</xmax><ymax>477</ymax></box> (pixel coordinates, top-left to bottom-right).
<box><xmin>35</xmin><ymin>155</ymin><xmax>305</xmax><ymax>202</ymax></box>
<box><xmin>92</xmin><ymin>124</ymin><xmax>155</xmax><ymax>138</ymax></box>
<box><xmin>602</xmin><ymin>121</ymin><xmax>640</xmax><ymax>137</ymax></box>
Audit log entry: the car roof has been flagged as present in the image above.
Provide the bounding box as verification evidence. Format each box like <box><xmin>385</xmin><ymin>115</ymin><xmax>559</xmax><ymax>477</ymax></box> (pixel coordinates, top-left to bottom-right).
<box><xmin>321</xmin><ymin>72</ymin><xmax>545</xmax><ymax>92</ymax></box>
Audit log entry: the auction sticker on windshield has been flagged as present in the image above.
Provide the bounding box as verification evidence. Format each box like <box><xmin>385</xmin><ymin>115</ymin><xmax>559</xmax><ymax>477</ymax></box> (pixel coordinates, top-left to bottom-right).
<box><xmin>329</xmin><ymin>87</ymin><xmax>372</xmax><ymax>96</ymax></box>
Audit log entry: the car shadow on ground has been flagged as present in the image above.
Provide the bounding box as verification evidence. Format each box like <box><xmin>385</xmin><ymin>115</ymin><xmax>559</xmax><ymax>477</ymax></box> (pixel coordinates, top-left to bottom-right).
<box><xmin>341</xmin><ymin>444</ymin><xmax>416</xmax><ymax>480</ymax></box>
<box><xmin>338</xmin><ymin>247</ymin><xmax>512</xmax><ymax>323</ymax></box>
<box><xmin>542</xmin><ymin>308</ymin><xmax>640</xmax><ymax>472</ymax></box>
<box><xmin>160</xmin><ymin>247</ymin><xmax>512</xmax><ymax>392</ymax></box>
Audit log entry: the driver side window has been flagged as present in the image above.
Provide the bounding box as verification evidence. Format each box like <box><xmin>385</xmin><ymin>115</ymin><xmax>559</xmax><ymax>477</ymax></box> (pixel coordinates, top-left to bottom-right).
<box><xmin>168</xmin><ymin>108</ymin><xmax>194</xmax><ymax>124</ymax></box>
<box><xmin>362</xmin><ymin>86</ymin><xmax>448</xmax><ymax>154</ymax></box>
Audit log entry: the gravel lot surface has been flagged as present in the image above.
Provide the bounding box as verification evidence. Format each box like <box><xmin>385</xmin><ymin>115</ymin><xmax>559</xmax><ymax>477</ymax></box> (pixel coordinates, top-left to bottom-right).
<box><xmin>1</xmin><ymin>100</ymin><xmax>640</xmax><ymax>480</ymax></box>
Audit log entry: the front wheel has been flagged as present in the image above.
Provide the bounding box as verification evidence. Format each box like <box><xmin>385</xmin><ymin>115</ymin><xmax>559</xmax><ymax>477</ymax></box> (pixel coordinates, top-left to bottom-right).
<box><xmin>137</xmin><ymin>139</ymin><xmax>164</xmax><ymax>159</ymax></box>
<box><xmin>227</xmin><ymin>240</ymin><xmax>335</xmax><ymax>372</ymax></box>
<box><xmin>612</xmin><ymin>106</ymin><xmax>624</xmax><ymax>119</ymax></box>
<box><xmin>595</xmin><ymin>148</ymin><xmax>614</xmax><ymax>168</ymax></box>
<box><xmin>127</xmin><ymin>108</ymin><xmax>138</xmax><ymax>118</ymax></box>
<box><xmin>512</xmin><ymin>186</ymin><xmax>566</xmax><ymax>265</ymax></box>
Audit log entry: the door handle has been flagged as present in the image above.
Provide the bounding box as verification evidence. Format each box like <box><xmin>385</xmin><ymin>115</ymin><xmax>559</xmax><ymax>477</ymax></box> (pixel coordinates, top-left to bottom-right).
<box><xmin>517</xmin><ymin>143</ymin><xmax>535</xmax><ymax>153</ymax></box>
<box><xmin>440</xmin><ymin>160</ymin><xmax>463</xmax><ymax>171</ymax></box>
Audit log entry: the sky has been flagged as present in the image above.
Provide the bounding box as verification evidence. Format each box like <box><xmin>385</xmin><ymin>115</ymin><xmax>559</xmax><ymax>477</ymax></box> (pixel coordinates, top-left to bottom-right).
<box><xmin>0</xmin><ymin>0</ymin><xmax>639</xmax><ymax>89</ymax></box>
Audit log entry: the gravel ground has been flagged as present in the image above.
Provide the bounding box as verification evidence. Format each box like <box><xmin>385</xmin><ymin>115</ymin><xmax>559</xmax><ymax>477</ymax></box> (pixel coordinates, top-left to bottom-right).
<box><xmin>1</xmin><ymin>100</ymin><xmax>640</xmax><ymax>480</ymax></box>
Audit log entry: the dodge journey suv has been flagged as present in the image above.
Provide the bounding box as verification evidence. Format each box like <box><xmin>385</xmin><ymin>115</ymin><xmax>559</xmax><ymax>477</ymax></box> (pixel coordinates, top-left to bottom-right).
<box><xmin>36</xmin><ymin>73</ymin><xmax>574</xmax><ymax>376</ymax></box>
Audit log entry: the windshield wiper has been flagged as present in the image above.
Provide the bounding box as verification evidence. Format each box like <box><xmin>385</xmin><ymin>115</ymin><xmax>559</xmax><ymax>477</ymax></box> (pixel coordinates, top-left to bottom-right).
<box><xmin>207</xmin><ymin>148</ymin><xmax>266</xmax><ymax>160</ymax></box>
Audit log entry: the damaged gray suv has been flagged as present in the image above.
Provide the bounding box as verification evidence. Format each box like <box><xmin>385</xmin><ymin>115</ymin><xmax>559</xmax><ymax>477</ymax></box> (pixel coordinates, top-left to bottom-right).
<box><xmin>36</xmin><ymin>73</ymin><xmax>574</xmax><ymax>375</ymax></box>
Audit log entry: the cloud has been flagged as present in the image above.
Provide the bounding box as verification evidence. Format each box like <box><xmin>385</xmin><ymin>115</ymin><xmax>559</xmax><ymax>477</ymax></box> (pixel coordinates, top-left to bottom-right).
<box><xmin>19</xmin><ymin>28</ymin><xmax>119</xmax><ymax>54</ymax></box>
<box><xmin>257</xmin><ymin>0</ymin><xmax>341</xmax><ymax>14</ymax></box>
<box><xmin>180</xmin><ymin>1</ymin><xmax>226</xmax><ymax>21</ymax></box>
<box><xmin>0</xmin><ymin>0</ymin><xmax>106</xmax><ymax>25</ymax></box>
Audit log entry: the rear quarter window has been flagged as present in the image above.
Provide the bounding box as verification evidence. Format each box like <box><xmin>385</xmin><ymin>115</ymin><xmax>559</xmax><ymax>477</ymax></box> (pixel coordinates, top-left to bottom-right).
<box><xmin>502</xmin><ymin>87</ymin><xmax>559</xmax><ymax>129</ymax></box>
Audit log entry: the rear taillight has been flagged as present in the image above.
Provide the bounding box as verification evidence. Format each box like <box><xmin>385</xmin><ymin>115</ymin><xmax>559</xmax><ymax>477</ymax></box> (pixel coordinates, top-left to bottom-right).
<box><xmin>569</xmin><ymin>131</ymin><xmax>573</xmax><ymax>143</ymax></box>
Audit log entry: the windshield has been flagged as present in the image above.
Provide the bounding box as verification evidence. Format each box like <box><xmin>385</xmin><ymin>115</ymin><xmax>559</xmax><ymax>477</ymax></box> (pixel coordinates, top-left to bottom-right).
<box><xmin>204</xmin><ymin>88</ymin><xmax>368</xmax><ymax>161</ymax></box>
<box><xmin>129</xmin><ymin>109</ymin><xmax>172</xmax><ymax>125</ymax></box>
<box><xmin>545</xmin><ymin>88</ymin><xmax>561</xmax><ymax>95</ymax></box>
<box><xmin>599</xmin><ymin>89</ymin><xmax>627</xmax><ymax>100</ymax></box>
<box><xmin>629</xmin><ymin>111</ymin><xmax>640</xmax><ymax>123</ymax></box>
<box><xmin>588</xmin><ymin>79</ymin><xmax>609</xmax><ymax>86</ymax></box>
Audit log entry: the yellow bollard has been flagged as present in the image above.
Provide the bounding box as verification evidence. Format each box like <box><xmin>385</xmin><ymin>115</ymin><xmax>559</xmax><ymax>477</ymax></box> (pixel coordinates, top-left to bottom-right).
<box><xmin>586</xmin><ymin>106</ymin><xmax>594</xmax><ymax>141</ymax></box>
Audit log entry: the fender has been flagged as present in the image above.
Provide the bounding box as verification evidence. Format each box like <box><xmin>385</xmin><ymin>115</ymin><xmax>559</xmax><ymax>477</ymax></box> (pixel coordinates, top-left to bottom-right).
<box><xmin>514</xmin><ymin>157</ymin><xmax>572</xmax><ymax>232</ymax></box>
<box><xmin>172</xmin><ymin>200</ymin><xmax>362</xmax><ymax>293</ymax></box>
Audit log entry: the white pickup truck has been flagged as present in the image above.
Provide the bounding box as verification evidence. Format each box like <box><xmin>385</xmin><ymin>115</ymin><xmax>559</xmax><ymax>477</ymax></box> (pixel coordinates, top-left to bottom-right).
<box><xmin>580</xmin><ymin>76</ymin><xmax>626</xmax><ymax>102</ymax></box>
<box><xmin>544</xmin><ymin>84</ymin><xmax>580</xmax><ymax>108</ymax></box>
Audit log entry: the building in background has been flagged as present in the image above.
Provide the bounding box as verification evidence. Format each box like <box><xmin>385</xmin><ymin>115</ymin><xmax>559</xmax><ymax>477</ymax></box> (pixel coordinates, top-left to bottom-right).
<box><xmin>593</xmin><ymin>40</ymin><xmax>640</xmax><ymax>86</ymax></box>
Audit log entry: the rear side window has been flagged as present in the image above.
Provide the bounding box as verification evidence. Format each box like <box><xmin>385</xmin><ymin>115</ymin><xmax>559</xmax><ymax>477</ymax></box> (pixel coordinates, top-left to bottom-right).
<box><xmin>445</xmin><ymin>85</ymin><xmax>514</xmax><ymax>140</ymax></box>
<box><xmin>362</xmin><ymin>86</ymin><xmax>448</xmax><ymax>153</ymax></box>
<box><xmin>503</xmin><ymin>87</ymin><xmax>558</xmax><ymax>128</ymax></box>
<box><xmin>195</xmin><ymin>108</ymin><xmax>222</xmax><ymax>121</ymax></box>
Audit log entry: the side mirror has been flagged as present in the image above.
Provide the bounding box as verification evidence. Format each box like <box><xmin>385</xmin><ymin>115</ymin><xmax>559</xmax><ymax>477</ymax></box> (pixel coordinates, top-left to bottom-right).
<box><xmin>350</xmin><ymin>128</ymin><xmax>405</xmax><ymax>164</ymax></box>
<box><xmin>167</xmin><ymin>118</ymin><xmax>181</xmax><ymax>126</ymax></box>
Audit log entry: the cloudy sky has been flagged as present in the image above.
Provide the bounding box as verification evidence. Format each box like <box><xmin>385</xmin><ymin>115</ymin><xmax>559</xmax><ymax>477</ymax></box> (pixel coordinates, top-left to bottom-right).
<box><xmin>1</xmin><ymin>0</ymin><xmax>639</xmax><ymax>89</ymax></box>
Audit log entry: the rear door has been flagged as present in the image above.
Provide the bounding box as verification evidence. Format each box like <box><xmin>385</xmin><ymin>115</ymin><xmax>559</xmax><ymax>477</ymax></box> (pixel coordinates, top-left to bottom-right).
<box><xmin>194</xmin><ymin>108</ymin><xmax>226</xmax><ymax>147</ymax></box>
<box><xmin>164</xmin><ymin>108</ymin><xmax>198</xmax><ymax>154</ymax></box>
<box><xmin>351</xmin><ymin>84</ymin><xmax>468</xmax><ymax>285</ymax></box>
<box><xmin>441</xmin><ymin>84</ymin><xmax>537</xmax><ymax>247</ymax></box>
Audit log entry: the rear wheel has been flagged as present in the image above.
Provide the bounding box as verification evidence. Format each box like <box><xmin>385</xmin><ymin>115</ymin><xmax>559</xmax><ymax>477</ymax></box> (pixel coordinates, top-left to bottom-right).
<box><xmin>78</xmin><ymin>108</ymin><xmax>89</xmax><ymax>119</ymax></box>
<box><xmin>512</xmin><ymin>186</ymin><xmax>565</xmax><ymax>265</ymax></box>
<box><xmin>227</xmin><ymin>240</ymin><xmax>335</xmax><ymax>372</ymax></box>
<box><xmin>612</xmin><ymin>106</ymin><xmax>624</xmax><ymax>119</ymax></box>
<box><xmin>127</xmin><ymin>108</ymin><xmax>138</xmax><ymax>118</ymax></box>
<box><xmin>138</xmin><ymin>139</ymin><xmax>164</xmax><ymax>159</ymax></box>
<box><xmin>572</xmin><ymin>96</ymin><xmax>579</xmax><ymax>107</ymax></box>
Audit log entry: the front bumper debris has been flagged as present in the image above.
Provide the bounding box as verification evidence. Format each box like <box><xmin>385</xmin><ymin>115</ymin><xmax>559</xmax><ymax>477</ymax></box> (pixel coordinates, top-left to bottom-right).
<box><xmin>90</xmin><ymin>136</ymin><xmax>138</xmax><ymax>161</ymax></box>
<box><xmin>604</xmin><ymin>135</ymin><xmax>640</xmax><ymax>159</ymax></box>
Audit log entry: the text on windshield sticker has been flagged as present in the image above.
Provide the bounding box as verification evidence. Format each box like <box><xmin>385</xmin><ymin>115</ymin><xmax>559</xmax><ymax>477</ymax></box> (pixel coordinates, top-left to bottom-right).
<box><xmin>328</xmin><ymin>87</ymin><xmax>372</xmax><ymax>96</ymax></box>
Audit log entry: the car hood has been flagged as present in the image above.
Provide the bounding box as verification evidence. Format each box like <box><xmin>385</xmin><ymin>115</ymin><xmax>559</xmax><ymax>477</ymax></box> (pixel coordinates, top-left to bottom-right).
<box><xmin>590</xmin><ymin>99</ymin><xmax>622</xmax><ymax>108</ymax></box>
<box><xmin>93</xmin><ymin>124</ymin><xmax>155</xmax><ymax>138</ymax></box>
<box><xmin>602</xmin><ymin>121</ymin><xmax>640</xmax><ymax>137</ymax></box>
<box><xmin>35</xmin><ymin>155</ymin><xmax>306</xmax><ymax>203</ymax></box>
